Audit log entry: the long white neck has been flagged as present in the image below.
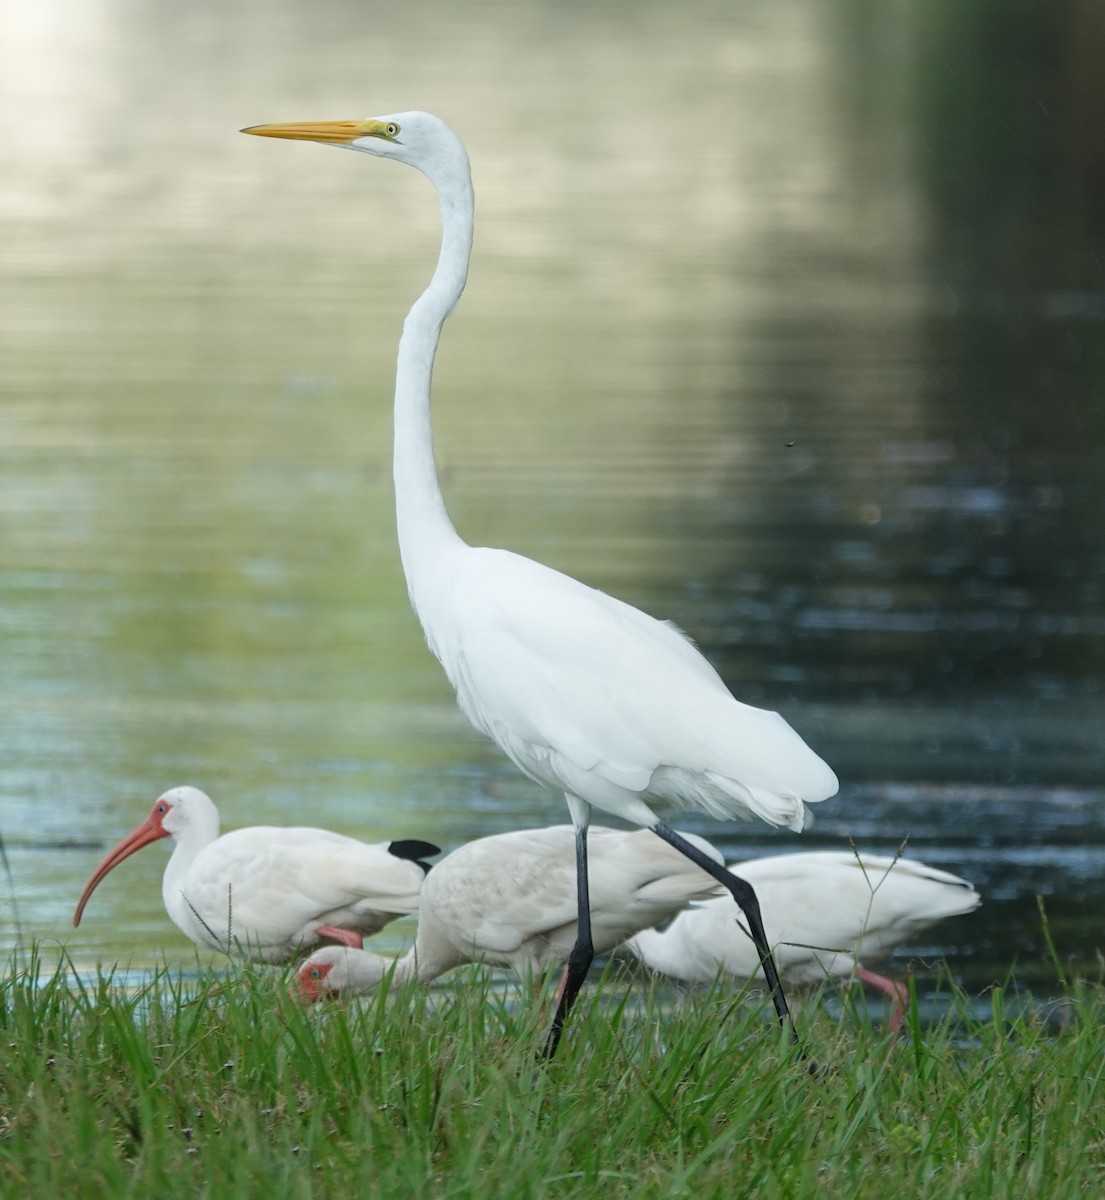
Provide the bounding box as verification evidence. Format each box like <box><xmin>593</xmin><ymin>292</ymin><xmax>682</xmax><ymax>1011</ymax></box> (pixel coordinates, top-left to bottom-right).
<box><xmin>335</xmin><ymin>928</ymin><xmax>463</xmax><ymax>995</ymax></box>
<box><xmin>393</xmin><ymin>161</ymin><xmax>474</xmax><ymax>631</ymax></box>
<box><xmin>350</xmin><ymin>948</ymin><xmax>423</xmax><ymax>991</ymax></box>
<box><xmin>161</xmin><ymin>808</ymin><xmax>221</xmax><ymax>933</ymax></box>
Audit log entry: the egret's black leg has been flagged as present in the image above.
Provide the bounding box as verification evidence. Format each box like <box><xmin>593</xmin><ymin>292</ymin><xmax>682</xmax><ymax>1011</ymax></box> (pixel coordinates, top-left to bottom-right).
<box><xmin>650</xmin><ymin>821</ymin><xmax>795</xmax><ymax>1033</ymax></box>
<box><xmin>540</xmin><ymin>822</ymin><xmax>594</xmax><ymax>1060</ymax></box>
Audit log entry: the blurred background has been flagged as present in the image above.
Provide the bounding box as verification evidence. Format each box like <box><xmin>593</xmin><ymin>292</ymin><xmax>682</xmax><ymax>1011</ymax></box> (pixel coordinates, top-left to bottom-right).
<box><xmin>1</xmin><ymin>0</ymin><xmax>1102</xmax><ymax>997</ymax></box>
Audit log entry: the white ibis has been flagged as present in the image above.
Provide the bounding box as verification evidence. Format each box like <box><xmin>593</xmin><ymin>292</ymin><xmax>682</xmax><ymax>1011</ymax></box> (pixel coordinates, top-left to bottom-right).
<box><xmin>243</xmin><ymin>109</ymin><xmax>838</xmax><ymax>1057</ymax></box>
<box><xmin>296</xmin><ymin>824</ymin><xmax>725</xmax><ymax>1001</ymax></box>
<box><xmin>625</xmin><ymin>850</ymin><xmax>981</xmax><ymax>1027</ymax></box>
<box><xmin>73</xmin><ymin>786</ymin><xmax>440</xmax><ymax>963</ymax></box>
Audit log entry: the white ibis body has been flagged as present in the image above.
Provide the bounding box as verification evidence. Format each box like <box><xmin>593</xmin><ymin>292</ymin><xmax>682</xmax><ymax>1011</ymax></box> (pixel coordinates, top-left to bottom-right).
<box><xmin>73</xmin><ymin>786</ymin><xmax>439</xmax><ymax>962</ymax></box>
<box><xmin>297</xmin><ymin>824</ymin><xmax>725</xmax><ymax>1000</ymax></box>
<box><xmin>626</xmin><ymin>850</ymin><xmax>981</xmax><ymax>1027</ymax></box>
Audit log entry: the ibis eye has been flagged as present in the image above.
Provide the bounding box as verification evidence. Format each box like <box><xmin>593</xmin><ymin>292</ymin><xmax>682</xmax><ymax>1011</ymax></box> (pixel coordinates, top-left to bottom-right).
<box><xmin>310</xmin><ymin>967</ymin><xmax>321</xmax><ymax>980</ymax></box>
<box><xmin>157</xmin><ymin>802</ymin><xmax>168</xmax><ymax>814</ymax></box>
<box><xmin>385</xmin><ymin>122</ymin><xmax>400</xmax><ymax>138</ymax></box>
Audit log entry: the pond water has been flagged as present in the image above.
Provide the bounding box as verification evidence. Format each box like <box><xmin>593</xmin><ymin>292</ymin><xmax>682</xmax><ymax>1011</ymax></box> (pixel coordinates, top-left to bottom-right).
<box><xmin>1</xmin><ymin>0</ymin><xmax>1102</xmax><ymax>1000</ymax></box>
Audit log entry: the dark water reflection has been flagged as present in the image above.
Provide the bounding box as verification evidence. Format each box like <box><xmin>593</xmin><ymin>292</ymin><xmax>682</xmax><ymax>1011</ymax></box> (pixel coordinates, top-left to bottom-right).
<box><xmin>1</xmin><ymin>0</ymin><xmax>1102</xmax><ymax>998</ymax></box>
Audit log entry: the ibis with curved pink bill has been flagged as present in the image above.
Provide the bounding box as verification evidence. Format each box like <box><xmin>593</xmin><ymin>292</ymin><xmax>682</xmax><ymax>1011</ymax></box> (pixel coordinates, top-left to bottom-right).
<box><xmin>296</xmin><ymin>823</ymin><xmax>725</xmax><ymax>1002</ymax></box>
<box><xmin>73</xmin><ymin>786</ymin><xmax>440</xmax><ymax>962</ymax></box>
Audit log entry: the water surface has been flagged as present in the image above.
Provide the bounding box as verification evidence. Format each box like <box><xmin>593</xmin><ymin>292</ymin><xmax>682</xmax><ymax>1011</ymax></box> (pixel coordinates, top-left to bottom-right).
<box><xmin>1</xmin><ymin>0</ymin><xmax>1102</xmax><ymax>997</ymax></box>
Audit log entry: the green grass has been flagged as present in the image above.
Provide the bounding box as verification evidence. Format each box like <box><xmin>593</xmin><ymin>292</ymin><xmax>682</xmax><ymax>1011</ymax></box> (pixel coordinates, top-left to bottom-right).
<box><xmin>1</xmin><ymin>948</ymin><xmax>1103</xmax><ymax>1199</ymax></box>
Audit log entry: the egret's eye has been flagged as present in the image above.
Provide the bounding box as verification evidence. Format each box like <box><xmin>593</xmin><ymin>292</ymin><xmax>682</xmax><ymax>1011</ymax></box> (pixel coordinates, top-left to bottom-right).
<box><xmin>385</xmin><ymin>122</ymin><xmax>400</xmax><ymax>138</ymax></box>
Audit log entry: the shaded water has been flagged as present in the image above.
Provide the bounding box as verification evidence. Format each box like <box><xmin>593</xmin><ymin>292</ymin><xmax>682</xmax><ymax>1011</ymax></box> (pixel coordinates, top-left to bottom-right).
<box><xmin>1</xmin><ymin>0</ymin><xmax>1103</xmax><ymax>996</ymax></box>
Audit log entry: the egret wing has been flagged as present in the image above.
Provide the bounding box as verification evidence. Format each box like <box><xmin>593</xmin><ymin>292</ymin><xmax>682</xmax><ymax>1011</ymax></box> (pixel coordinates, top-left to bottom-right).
<box><xmin>443</xmin><ymin>549</ymin><xmax>836</xmax><ymax>823</ymax></box>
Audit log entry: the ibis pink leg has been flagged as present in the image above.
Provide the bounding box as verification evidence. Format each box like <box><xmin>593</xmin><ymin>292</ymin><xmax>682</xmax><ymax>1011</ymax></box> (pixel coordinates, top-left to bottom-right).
<box><xmin>316</xmin><ymin>924</ymin><xmax>364</xmax><ymax>949</ymax></box>
<box><xmin>857</xmin><ymin>965</ymin><xmax>910</xmax><ymax>1030</ymax></box>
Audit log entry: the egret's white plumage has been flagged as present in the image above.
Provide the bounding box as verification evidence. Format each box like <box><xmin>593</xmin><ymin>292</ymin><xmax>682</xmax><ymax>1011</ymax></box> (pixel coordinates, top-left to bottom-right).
<box><xmin>438</xmin><ymin>547</ymin><xmax>837</xmax><ymax>832</ymax></box>
<box><xmin>73</xmin><ymin>786</ymin><xmax>439</xmax><ymax>963</ymax></box>
<box><xmin>243</xmin><ymin>111</ymin><xmax>839</xmax><ymax>1049</ymax></box>
<box><xmin>626</xmin><ymin>850</ymin><xmax>980</xmax><ymax>1023</ymax></box>
<box><xmin>296</xmin><ymin>824</ymin><xmax>725</xmax><ymax>1000</ymax></box>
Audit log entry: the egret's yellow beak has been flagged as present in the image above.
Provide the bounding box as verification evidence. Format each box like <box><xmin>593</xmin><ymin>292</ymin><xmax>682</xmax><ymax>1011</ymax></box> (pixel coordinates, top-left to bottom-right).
<box><xmin>240</xmin><ymin>119</ymin><xmax>393</xmax><ymax>144</ymax></box>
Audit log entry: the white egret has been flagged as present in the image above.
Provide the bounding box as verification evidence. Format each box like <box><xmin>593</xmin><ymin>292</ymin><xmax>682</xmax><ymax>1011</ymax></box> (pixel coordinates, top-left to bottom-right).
<box><xmin>627</xmin><ymin>850</ymin><xmax>981</xmax><ymax>1028</ymax></box>
<box><xmin>296</xmin><ymin>824</ymin><xmax>725</xmax><ymax>1002</ymax></box>
<box><xmin>242</xmin><ymin>112</ymin><xmax>838</xmax><ymax>1055</ymax></box>
<box><xmin>73</xmin><ymin>786</ymin><xmax>439</xmax><ymax>963</ymax></box>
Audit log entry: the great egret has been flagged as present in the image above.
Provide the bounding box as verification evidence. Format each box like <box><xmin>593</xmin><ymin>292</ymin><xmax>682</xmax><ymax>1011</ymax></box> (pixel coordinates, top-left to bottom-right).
<box><xmin>73</xmin><ymin>786</ymin><xmax>439</xmax><ymax>962</ymax></box>
<box><xmin>296</xmin><ymin>824</ymin><xmax>725</xmax><ymax>1001</ymax></box>
<box><xmin>627</xmin><ymin>850</ymin><xmax>980</xmax><ymax>1028</ymax></box>
<box><xmin>242</xmin><ymin>112</ymin><xmax>838</xmax><ymax>1055</ymax></box>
